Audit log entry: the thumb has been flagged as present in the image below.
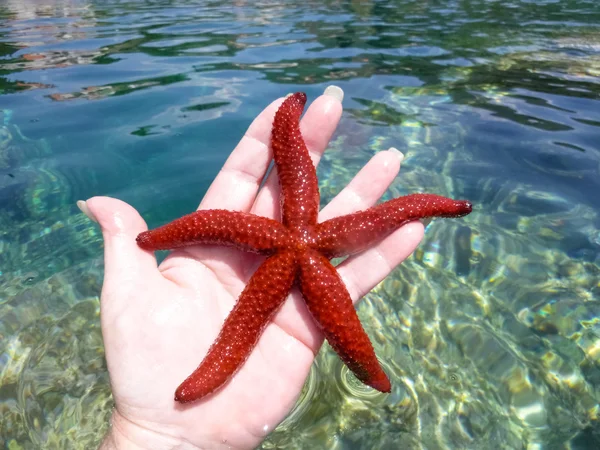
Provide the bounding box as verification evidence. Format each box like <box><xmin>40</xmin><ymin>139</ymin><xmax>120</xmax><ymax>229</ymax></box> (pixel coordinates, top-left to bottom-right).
<box><xmin>79</xmin><ymin>196</ymin><xmax>158</xmax><ymax>295</ymax></box>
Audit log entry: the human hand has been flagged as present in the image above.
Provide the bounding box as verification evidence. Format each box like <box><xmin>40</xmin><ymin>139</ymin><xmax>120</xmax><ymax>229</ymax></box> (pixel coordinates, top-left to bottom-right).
<box><xmin>83</xmin><ymin>86</ymin><xmax>425</xmax><ymax>450</ymax></box>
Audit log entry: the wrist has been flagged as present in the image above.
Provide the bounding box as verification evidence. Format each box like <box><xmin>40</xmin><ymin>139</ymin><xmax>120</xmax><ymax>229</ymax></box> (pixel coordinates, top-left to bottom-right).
<box><xmin>99</xmin><ymin>411</ymin><xmax>196</xmax><ymax>450</ymax></box>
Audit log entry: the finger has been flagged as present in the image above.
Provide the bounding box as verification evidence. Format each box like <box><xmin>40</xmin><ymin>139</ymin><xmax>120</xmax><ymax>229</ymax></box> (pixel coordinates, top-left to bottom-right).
<box><xmin>80</xmin><ymin>197</ymin><xmax>159</xmax><ymax>297</ymax></box>
<box><xmin>338</xmin><ymin>221</ymin><xmax>425</xmax><ymax>304</ymax></box>
<box><xmin>198</xmin><ymin>97</ymin><xmax>285</xmax><ymax>211</ymax></box>
<box><xmin>251</xmin><ymin>86</ymin><xmax>344</xmax><ymax>218</ymax></box>
<box><xmin>319</xmin><ymin>148</ymin><xmax>404</xmax><ymax>221</ymax></box>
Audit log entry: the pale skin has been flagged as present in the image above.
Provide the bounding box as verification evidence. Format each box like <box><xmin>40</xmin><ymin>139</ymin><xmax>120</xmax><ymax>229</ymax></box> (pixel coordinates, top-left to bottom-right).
<box><xmin>85</xmin><ymin>86</ymin><xmax>425</xmax><ymax>450</ymax></box>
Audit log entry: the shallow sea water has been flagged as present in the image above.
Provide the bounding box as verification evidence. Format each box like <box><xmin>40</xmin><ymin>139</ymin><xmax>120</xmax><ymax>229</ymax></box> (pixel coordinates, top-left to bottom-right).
<box><xmin>1</xmin><ymin>0</ymin><xmax>600</xmax><ymax>448</ymax></box>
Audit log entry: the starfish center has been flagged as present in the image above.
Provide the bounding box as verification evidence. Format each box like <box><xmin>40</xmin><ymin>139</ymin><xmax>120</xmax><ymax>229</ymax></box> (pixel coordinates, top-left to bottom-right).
<box><xmin>287</xmin><ymin>226</ymin><xmax>317</xmax><ymax>252</ymax></box>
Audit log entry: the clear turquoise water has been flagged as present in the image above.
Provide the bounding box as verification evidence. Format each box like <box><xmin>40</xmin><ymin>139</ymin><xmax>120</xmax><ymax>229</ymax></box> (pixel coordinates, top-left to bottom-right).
<box><xmin>1</xmin><ymin>0</ymin><xmax>600</xmax><ymax>448</ymax></box>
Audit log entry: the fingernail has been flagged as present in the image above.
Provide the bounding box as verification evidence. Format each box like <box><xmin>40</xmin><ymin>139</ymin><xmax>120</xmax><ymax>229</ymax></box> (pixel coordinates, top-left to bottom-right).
<box><xmin>285</xmin><ymin>92</ymin><xmax>294</xmax><ymax>98</ymax></box>
<box><xmin>77</xmin><ymin>200</ymin><xmax>98</xmax><ymax>223</ymax></box>
<box><xmin>421</xmin><ymin>218</ymin><xmax>433</xmax><ymax>228</ymax></box>
<box><xmin>324</xmin><ymin>85</ymin><xmax>344</xmax><ymax>102</ymax></box>
<box><xmin>388</xmin><ymin>147</ymin><xmax>404</xmax><ymax>163</ymax></box>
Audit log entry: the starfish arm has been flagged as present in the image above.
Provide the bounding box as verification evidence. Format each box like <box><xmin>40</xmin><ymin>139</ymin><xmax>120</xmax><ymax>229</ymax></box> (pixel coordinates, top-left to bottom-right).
<box><xmin>136</xmin><ymin>210</ymin><xmax>290</xmax><ymax>253</ymax></box>
<box><xmin>315</xmin><ymin>193</ymin><xmax>473</xmax><ymax>258</ymax></box>
<box><xmin>297</xmin><ymin>249</ymin><xmax>391</xmax><ymax>393</ymax></box>
<box><xmin>271</xmin><ymin>92</ymin><xmax>320</xmax><ymax>229</ymax></box>
<box><xmin>175</xmin><ymin>250</ymin><xmax>297</xmax><ymax>402</ymax></box>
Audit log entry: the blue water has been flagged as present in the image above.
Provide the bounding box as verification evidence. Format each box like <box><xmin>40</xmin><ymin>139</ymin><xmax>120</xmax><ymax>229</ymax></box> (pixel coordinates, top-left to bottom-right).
<box><xmin>1</xmin><ymin>1</ymin><xmax>600</xmax><ymax>448</ymax></box>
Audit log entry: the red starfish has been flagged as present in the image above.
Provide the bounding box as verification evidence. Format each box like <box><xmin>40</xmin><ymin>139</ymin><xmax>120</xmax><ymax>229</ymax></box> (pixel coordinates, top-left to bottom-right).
<box><xmin>136</xmin><ymin>93</ymin><xmax>472</xmax><ymax>403</ymax></box>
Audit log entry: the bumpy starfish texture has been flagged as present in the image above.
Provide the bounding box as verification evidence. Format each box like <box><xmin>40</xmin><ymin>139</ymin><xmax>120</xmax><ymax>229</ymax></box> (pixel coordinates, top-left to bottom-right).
<box><xmin>136</xmin><ymin>93</ymin><xmax>472</xmax><ymax>403</ymax></box>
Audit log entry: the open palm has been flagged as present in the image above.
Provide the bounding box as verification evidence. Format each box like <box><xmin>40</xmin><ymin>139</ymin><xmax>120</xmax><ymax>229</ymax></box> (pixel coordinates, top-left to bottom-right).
<box><xmin>88</xmin><ymin>87</ymin><xmax>425</xmax><ymax>450</ymax></box>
